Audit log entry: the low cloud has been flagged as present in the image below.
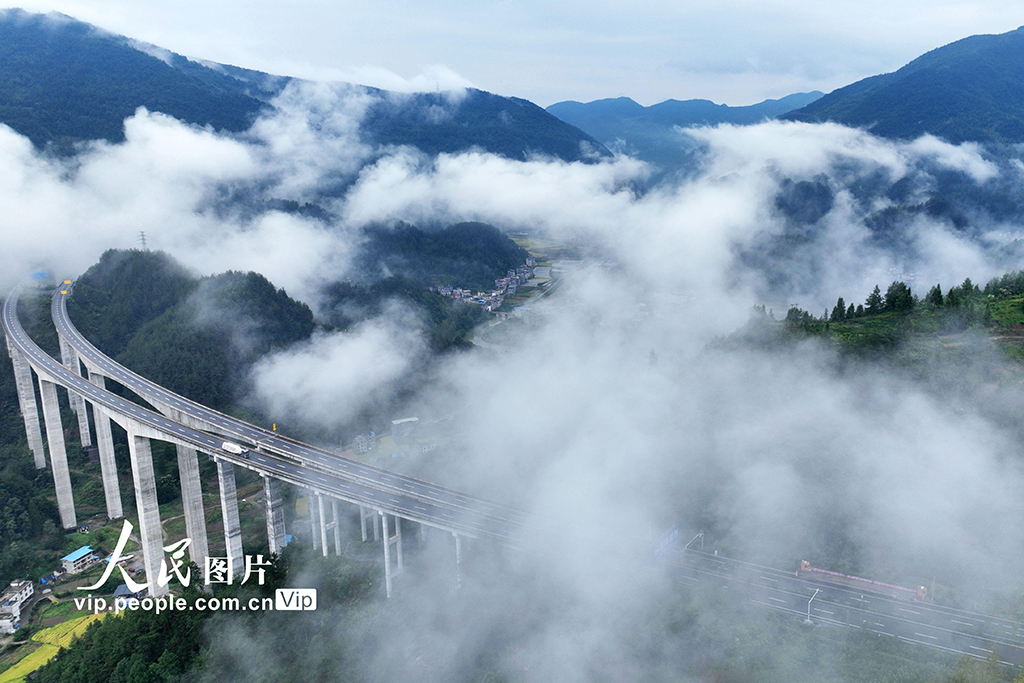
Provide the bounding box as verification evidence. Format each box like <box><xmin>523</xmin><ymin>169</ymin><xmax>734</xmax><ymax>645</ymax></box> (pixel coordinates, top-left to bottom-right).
<box><xmin>248</xmin><ymin>305</ymin><xmax>427</xmax><ymax>431</ymax></box>
<box><xmin>2</xmin><ymin>87</ymin><xmax>1024</xmax><ymax>678</ymax></box>
<box><xmin>331</xmin><ymin>64</ymin><xmax>475</xmax><ymax>95</ymax></box>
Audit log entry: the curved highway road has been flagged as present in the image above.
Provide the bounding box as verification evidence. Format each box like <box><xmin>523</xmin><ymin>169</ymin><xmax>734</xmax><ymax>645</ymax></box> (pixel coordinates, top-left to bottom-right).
<box><xmin>4</xmin><ymin>287</ymin><xmax>522</xmax><ymax>544</ymax></box>
<box><xmin>53</xmin><ymin>288</ymin><xmax>528</xmax><ymax>529</ymax></box>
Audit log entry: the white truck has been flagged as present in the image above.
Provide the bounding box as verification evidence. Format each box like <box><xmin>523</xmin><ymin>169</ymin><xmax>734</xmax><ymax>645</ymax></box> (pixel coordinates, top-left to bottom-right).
<box><xmin>221</xmin><ymin>441</ymin><xmax>250</xmax><ymax>459</ymax></box>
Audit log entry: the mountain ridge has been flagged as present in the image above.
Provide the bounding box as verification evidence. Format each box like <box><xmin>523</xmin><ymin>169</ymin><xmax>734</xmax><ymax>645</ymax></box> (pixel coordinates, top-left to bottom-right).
<box><xmin>783</xmin><ymin>25</ymin><xmax>1024</xmax><ymax>143</ymax></box>
<box><xmin>546</xmin><ymin>92</ymin><xmax>822</xmax><ymax>169</ymax></box>
<box><xmin>0</xmin><ymin>8</ymin><xmax>607</xmax><ymax>161</ymax></box>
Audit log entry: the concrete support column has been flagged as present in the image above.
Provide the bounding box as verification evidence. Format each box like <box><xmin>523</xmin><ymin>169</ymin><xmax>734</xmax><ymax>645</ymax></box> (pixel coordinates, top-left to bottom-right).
<box><xmin>359</xmin><ymin>505</ymin><xmax>379</xmax><ymax>542</ymax></box>
<box><xmin>380</xmin><ymin>511</ymin><xmax>404</xmax><ymax>598</ymax></box>
<box><xmin>58</xmin><ymin>337</ymin><xmax>91</xmax><ymax>448</ymax></box>
<box><xmin>87</xmin><ymin>373</ymin><xmax>122</xmax><ymax>520</ymax></box>
<box><xmin>57</xmin><ymin>337</ymin><xmax>79</xmax><ymax>413</ymax></box>
<box><xmin>309</xmin><ymin>491</ymin><xmax>321</xmax><ymax>551</ymax></box>
<box><xmin>7</xmin><ymin>343</ymin><xmax>45</xmax><ymax>468</ymax></box>
<box><xmin>216</xmin><ymin>460</ymin><xmax>243</xmax><ymax>580</ymax></box>
<box><xmin>176</xmin><ymin>445</ymin><xmax>209</xmax><ymax>567</ymax></box>
<box><xmin>127</xmin><ymin>432</ymin><xmax>168</xmax><ymax>597</ymax></box>
<box><xmin>317</xmin><ymin>494</ymin><xmax>329</xmax><ymax>557</ymax></box>
<box><xmin>263</xmin><ymin>476</ymin><xmax>286</xmax><ymax>555</ymax></box>
<box><xmin>331</xmin><ymin>499</ymin><xmax>342</xmax><ymax>556</ymax></box>
<box><xmin>38</xmin><ymin>378</ymin><xmax>76</xmax><ymax>529</ymax></box>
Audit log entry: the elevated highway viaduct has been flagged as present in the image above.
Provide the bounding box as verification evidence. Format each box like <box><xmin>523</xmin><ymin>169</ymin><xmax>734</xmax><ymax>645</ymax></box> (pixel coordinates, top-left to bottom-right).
<box><xmin>4</xmin><ymin>283</ymin><xmax>527</xmax><ymax>596</ymax></box>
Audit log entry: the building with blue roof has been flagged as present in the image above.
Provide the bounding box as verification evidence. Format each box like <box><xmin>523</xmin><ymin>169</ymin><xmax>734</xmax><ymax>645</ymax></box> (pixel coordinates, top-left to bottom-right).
<box><xmin>61</xmin><ymin>546</ymin><xmax>96</xmax><ymax>574</ymax></box>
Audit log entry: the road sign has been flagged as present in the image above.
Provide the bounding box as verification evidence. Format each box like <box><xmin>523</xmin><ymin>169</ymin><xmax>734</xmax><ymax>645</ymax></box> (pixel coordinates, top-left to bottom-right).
<box><xmin>653</xmin><ymin>525</ymin><xmax>680</xmax><ymax>561</ymax></box>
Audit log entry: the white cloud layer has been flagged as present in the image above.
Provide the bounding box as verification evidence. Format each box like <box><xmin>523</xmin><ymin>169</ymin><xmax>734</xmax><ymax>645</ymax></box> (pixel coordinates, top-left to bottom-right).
<box><xmin>250</xmin><ymin>307</ymin><xmax>427</xmax><ymax>429</ymax></box>
<box><xmin>2</xmin><ymin>84</ymin><xmax>1024</xmax><ymax>678</ymax></box>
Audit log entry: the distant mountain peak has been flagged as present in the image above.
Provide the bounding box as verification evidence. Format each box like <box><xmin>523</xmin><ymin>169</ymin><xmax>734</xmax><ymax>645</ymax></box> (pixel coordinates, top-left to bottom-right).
<box><xmin>783</xmin><ymin>26</ymin><xmax>1024</xmax><ymax>143</ymax></box>
<box><xmin>546</xmin><ymin>91</ymin><xmax>822</xmax><ymax>169</ymax></box>
<box><xmin>0</xmin><ymin>9</ymin><xmax>607</xmax><ymax>161</ymax></box>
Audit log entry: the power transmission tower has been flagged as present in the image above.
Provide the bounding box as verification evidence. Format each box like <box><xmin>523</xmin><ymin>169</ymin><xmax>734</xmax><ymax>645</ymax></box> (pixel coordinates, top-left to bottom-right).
<box><xmin>139</xmin><ymin>231</ymin><xmax>148</xmax><ymax>250</ymax></box>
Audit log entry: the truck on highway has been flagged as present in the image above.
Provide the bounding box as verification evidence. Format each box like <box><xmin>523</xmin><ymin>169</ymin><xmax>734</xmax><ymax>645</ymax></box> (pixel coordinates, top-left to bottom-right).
<box><xmin>797</xmin><ymin>560</ymin><xmax>927</xmax><ymax>601</ymax></box>
<box><xmin>221</xmin><ymin>441</ymin><xmax>250</xmax><ymax>459</ymax></box>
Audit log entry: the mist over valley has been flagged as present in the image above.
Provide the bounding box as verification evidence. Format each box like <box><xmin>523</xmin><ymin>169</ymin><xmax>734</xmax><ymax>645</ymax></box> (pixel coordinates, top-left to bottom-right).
<box><xmin>4</xmin><ymin>9</ymin><xmax>1024</xmax><ymax>683</ymax></box>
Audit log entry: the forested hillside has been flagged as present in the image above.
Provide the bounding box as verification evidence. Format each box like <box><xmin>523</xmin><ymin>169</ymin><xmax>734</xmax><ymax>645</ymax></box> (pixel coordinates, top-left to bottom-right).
<box><xmin>357</xmin><ymin>221</ymin><xmax>530</xmax><ymax>291</ymax></box>
<box><xmin>783</xmin><ymin>25</ymin><xmax>1024</xmax><ymax>143</ymax></box>
<box><xmin>0</xmin><ymin>9</ymin><xmax>268</xmax><ymax>150</ymax></box>
<box><xmin>68</xmin><ymin>250</ymin><xmax>314</xmax><ymax>410</ymax></box>
<box><xmin>321</xmin><ymin>276</ymin><xmax>485</xmax><ymax>351</ymax></box>
<box><xmin>546</xmin><ymin>92</ymin><xmax>821</xmax><ymax>169</ymax></box>
<box><xmin>0</xmin><ymin>10</ymin><xmax>607</xmax><ymax>161</ymax></box>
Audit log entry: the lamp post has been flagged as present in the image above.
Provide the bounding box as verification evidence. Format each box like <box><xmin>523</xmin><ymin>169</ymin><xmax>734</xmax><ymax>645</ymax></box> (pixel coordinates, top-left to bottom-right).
<box><xmin>804</xmin><ymin>588</ymin><xmax>820</xmax><ymax>624</ymax></box>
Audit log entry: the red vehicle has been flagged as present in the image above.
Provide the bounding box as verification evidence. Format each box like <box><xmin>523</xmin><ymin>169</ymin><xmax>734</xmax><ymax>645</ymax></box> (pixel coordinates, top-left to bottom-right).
<box><xmin>797</xmin><ymin>560</ymin><xmax>927</xmax><ymax>601</ymax></box>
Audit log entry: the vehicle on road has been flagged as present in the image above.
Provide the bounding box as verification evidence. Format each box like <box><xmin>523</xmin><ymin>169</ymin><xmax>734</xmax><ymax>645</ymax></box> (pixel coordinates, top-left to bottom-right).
<box><xmin>797</xmin><ymin>560</ymin><xmax>927</xmax><ymax>601</ymax></box>
<box><xmin>221</xmin><ymin>441</ymin><xmax>251</xmax><ymax>459</ymax></box>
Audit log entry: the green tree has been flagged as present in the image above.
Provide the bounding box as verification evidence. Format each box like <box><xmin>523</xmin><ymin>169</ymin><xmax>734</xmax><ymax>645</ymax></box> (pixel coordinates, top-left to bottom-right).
<box><xmin>927</xmin><ymin>283</ymin><xmax>944</xmax><ymax>306</ymax></box>
<box><xmin>830</xmin><ymin>297</ymin><xmax>847</xmax><ymax>322</ymax></box>
<box><xmin>884</xmin><ymin>281</ymin><xmax>915</xmax><ymax>311</ymax></box>
<box><xmin>865</xmin><ymin>285</ymin><xmax>883</xmax><ymax>314</ymax></box>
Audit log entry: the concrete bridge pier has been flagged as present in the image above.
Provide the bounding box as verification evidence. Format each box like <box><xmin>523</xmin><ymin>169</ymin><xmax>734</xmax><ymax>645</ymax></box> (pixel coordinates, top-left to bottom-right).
<box><xmin>38</xmin><ymin>378</ymin><xmax>76</xmax><ymax>529</ymax></box>
<box><xmin>176</xmin><ymin>445</ymin><xmax>209</xmax><ymax>566</ymax></box>
<box><xmin>359</xmin><ymin>505</ymin><xmax>379</xmax><ymax>542</ymax></box>
<box><xmin>7</xmin><ymin>343</ymin><xmax>45</xmax><ymax>468</ymax></box>
<box><xmin>87</xmin><ymin>373</ymin><xmax>122</xmax><ymax>520</ymax></box>
<box><xmin>309</xmin><ymin>491</ymin><xmax>321</xmax><ymax>551</ymax></box>
<box><xmin>380</xmin><ymin>511</ymin><xmax>404</xmax><ymax>598</ymax></box>
<box><xmin>216</xmin><ymin>459</ymin><xmax>244</xmax><ymax>581</ymax></box>
<box><xmin>58</xmin><ymin>337</ymin><xmax>91</xmax><ymax>448</ymax></box>
<box><xmin>263</xmin><ymin>476</ymin><xmax>286</xmax><ymax>554</ymax></box>
<box><xmin>331</xmin><ymin>499</ymin><xmax>342</xmax><ymax>556</ymax></box>
<box><xmin>126</xmin><ymin>431</ymin><xmax>168</xmax><ymax>597</ymax></box>
<box><xmin>317</xmin><ymin>494</ymin><xmax>329</xmax><ymax>557</ymax></box>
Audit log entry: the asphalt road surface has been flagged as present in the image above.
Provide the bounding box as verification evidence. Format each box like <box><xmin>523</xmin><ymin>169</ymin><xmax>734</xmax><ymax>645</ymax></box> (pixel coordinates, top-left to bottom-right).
<box><xmin>671</xmin><ymin>549</ymin><xmax>1024</xmax><ymax>667</ymax></box>
<box><xmin>3</xmin><ymin>287</ymin><xmax>522</xmax><ymax>544</ymax></box>
<box><xmin>53</xmin><ymin>288</ymin><xmax>527</xmax><ymax>530</ymax></box>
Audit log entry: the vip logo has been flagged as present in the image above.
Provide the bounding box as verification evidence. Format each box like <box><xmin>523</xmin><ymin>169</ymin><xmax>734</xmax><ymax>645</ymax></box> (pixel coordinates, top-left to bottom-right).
<box><xmin>275</xmin><ymin>588</ymin><xmax>317</xmax><ymax>611</ymax></box>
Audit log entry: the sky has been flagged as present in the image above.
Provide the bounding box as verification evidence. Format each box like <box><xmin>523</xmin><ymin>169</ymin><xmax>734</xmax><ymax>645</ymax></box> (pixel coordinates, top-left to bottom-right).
<box><xmin>11</xmin><ymin>0</ymin><xmax>1024</xmax><ymax>106</ymax></box>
